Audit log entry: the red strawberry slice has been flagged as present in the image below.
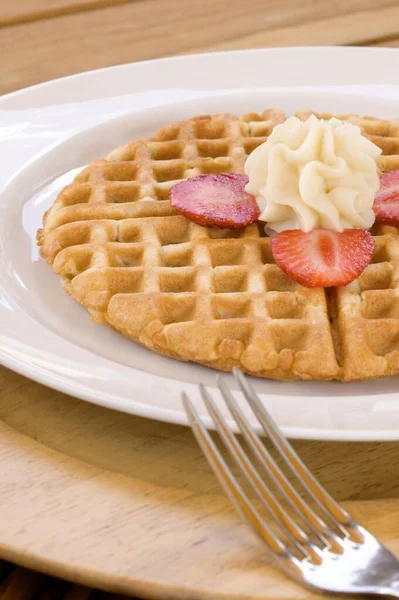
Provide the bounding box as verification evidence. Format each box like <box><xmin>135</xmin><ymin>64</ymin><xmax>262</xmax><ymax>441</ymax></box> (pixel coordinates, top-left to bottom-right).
<box><xmin>271</xmin><ymin>229</ymin><xmax>375</xmax><ymax>288</ymax></box>
<box><xmin>373</xmin><ymin>170</ymin><xmax>399</xmax><ymax>226</ymax></box>
<box><xmin>169</xmin><ymin>173</ymin><xmax>260</xmax><ymax>228</ymax></box>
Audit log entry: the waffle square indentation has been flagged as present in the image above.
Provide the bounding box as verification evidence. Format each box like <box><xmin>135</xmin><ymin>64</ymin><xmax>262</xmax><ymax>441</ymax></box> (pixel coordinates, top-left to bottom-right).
<box><xmin>109</xmin><ymin>245</ymin><xmax>144</xmax><ymax>267</ymax></box>
<box><xmin>266</xmin><ymin>291</ymin><xmax>304</xmax><ymax>319</ymax></box>
<box><xmin>213</xmin><ymin>267</ymin><xmax>248</xmax><ymax>293</ymax></box>
<box><xmin>161</xmin><ymin>244</ymin><xmax>193</xmax><ymax>267</ymax></box>
<box><xmin>212</xmin><ymin>295</ymin><xmax>251</xmax><ymax>320</ymax></box>
<box><xmin>194</xmin><ymin>120</ymin><xmax>227</xmax><ymax>139</ymax></box>
<box><xmin>159</xmin><ymin>268</ymin><xmax>196</xmax><ymax>292</ymax></box>
<box><xmin>196</xmin><ymin>140</ymin><xmax>230</xmax><ymax>158</ymax></box>
<box><xmin>153</xmin><ymin>161</ymin><xmax>185</xmax><ymax>183</ymax></box>
<box><xmin>102</xmin><ymin>163</ymin><xmax>138</xmax><ymax>181</ymax></box>
<box><xmin>150</xmin><ymin>141</ymin><xmax>183</xmax><ymax>160</ymax></box>
<box><xmin>106</xmin><ymin>182</ymin><xmax>141</xmax><ymax>203</ymax></box>
<box><xmin>265</xmin><ymin>265</ymin><xmax>299</xmax><ymax>292</ymax></box>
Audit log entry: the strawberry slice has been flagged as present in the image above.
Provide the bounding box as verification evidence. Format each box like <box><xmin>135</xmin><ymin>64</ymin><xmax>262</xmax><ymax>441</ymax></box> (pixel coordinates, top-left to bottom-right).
<box><xmin>373</xmin><ymin>170</ymin><xmax>399</xmax><ymax>226</ymax></box>
<box><xmin>169</xmin><ymin>173</ymin><xmax>260</xmax><ymax>228</ymax></box>
<box><xmin>271</xmin><ymin>229</ymin><xmax>375</xmax><ymax>288</ymax></box>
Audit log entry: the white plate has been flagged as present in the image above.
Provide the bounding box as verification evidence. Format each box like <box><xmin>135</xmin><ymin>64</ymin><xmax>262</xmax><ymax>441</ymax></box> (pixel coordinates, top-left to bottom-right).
<box><xmin>1</xmin><ymin>47</ymin><xmax>399</xmax><ymax>441</ymax></box>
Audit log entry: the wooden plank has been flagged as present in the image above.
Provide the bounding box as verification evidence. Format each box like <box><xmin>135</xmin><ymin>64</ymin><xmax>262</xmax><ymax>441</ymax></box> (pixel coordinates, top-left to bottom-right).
<box><xmin>1</xmin><ymin>0</ymin><xmax>399</xmax><ymax>95</ymax></box>
<box><xmin>204</xmin><ymin>5</ymin><xmax>399</xmax><ymax>52</ymax></box>
<box><xmin>0</xmin><ymin>0</ymin><xmax>135</xmax><ymax>27</ymax></box>
<box><xmin>372</xmin><ymin>37</ymin><xmax>399</xmax><ymax>46</ymax></box>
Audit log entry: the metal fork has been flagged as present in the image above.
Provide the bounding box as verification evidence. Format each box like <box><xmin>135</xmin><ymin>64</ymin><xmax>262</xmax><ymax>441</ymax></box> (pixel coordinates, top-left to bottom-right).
<box><xmin>182</xmin><ymin>369</ymin><xmax>399</xmax><ymax>597</ymax></box>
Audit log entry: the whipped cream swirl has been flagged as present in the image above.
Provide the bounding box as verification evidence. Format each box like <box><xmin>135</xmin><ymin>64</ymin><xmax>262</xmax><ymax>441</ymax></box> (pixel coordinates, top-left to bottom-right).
<box><xmin>244</xmin><ymin>115</ymin><xmax>381</xmax><ymax>233</ymax></box>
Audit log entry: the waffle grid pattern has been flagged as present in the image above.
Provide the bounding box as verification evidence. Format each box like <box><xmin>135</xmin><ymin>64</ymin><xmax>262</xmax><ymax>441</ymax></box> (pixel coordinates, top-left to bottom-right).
<box><xmin>38</xmin><ymin>109</ymin><xmax>399</xmax><ymax>381</ymax></box>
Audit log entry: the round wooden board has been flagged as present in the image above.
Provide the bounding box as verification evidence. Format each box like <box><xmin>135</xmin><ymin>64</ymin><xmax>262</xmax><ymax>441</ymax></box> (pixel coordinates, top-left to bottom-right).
<box><xmin>1</xmin><ymin>365</ymin><xmax>399</xmax><ymax>600</ymax></box>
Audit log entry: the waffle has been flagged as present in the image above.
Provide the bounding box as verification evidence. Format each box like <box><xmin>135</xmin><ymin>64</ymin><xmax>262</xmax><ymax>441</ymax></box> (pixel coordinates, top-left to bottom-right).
<box><xmin>38</xmin><ymin>110</ymin><xmax>399</xmax><ymax>381</ymax></box>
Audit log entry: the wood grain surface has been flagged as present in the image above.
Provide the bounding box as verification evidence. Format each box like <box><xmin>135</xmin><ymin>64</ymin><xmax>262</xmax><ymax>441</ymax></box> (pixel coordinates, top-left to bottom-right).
<box><xmin>1</xmin><ymin>0</ymin><xmax>399</xmax><ymax>96</ymax></box>
<box><xmin>0</xmin><ymin>0</ymin><xmax>135</xmax><ymax>26</ymax></box>
<box><xmin>1</xmin><ymin>1</ymin><xmax>399</xmax><ymax>598</ymax></box>
<box><xmin>2</xmin><ymin>365</ymin><xmax>399</xmax><ymax>600</ymax></box>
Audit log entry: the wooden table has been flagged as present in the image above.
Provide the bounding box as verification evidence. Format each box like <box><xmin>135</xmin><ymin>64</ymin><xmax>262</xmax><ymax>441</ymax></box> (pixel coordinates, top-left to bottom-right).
<box><xmin>1</xmin><ymin>1</ymin><xmax>399</xmax><ymax>598</ymax></box>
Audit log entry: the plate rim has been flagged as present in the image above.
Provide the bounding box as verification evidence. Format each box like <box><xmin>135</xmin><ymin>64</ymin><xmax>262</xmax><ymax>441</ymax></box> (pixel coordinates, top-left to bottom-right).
<box><xmin>2</xmin><ymin>45</ymin><xmax>399</xmax><ymax>105</ymax></box>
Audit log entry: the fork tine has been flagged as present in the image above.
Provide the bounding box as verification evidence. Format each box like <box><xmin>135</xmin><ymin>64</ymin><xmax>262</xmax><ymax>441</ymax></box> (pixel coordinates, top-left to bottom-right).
<box><xmin>199</xmin><ymin>384</ymin><xmax>314</xmax><ymax>559</ymax></box>
<box><xmin>233</xmin><ymin>369</ymin><xmax>355</xmax><ymax>536</ymax></box>
<box><xmin>217</xmin><ymin>376</ymin><xmax>334</xmax><ymax>548</ymax></box>
<box><xmin>182</xmin><ymin>392</ymin><xmax>292</xmax><ymax>559</ymax></box>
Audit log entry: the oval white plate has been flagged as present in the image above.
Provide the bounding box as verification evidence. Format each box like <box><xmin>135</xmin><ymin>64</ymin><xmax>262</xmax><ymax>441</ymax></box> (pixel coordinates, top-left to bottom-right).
<box><xmin>1</xmin><ymin>47</ymin><xmax>399</xmax><ymax>441</ymax></box>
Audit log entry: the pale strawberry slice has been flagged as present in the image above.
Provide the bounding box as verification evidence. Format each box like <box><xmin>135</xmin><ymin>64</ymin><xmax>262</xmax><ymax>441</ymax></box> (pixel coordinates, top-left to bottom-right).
<box><xmin>373</xmin><ymin>170</ymin><xmax>399</xmax><ymax>226</ymax></box>
<box><xmin>169</xmin><ymin>173</ymin><xmax>260</xmax><ymax>228</ymax></box>
<box><xmin>271</xmin><ymin>229</ymin><xmax>375</xmax><ymax>288</ymax></box>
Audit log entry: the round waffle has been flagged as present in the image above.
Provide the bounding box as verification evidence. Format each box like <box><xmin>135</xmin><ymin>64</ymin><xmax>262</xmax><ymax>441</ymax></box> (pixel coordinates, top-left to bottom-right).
<box><xmin>38</xmin><ymin>109</ymin><xmax>399</xmax><ymax>381</ymax></box>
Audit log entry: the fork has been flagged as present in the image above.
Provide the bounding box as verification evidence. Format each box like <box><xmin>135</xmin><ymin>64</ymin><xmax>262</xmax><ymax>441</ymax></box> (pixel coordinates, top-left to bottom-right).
<box><xmin>182</xmin><ymin>369</ymin><xmax>399</xmax><ymax>597</ymax></box>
